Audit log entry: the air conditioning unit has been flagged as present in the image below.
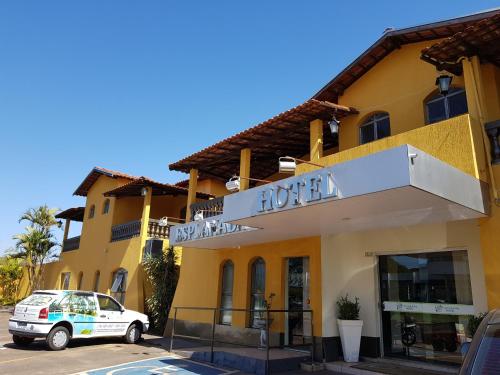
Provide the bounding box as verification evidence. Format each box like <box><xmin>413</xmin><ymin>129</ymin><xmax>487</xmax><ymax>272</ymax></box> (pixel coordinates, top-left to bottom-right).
<box><xmin>143</xmin><ymin>239</ymin><xmax>163</xmax><ymax>261</ymax></box>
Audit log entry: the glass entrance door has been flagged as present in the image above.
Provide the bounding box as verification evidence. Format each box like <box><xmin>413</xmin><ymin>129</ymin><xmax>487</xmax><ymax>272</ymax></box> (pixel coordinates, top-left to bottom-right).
<box><xmin>379</xmin><ymin>250</ymin><xmax>474</xmax><ymax>365</ymax></box>
<box><xmin>285</xmin><ymin>257</ymin><xmax>311</xmax><ymax>347</ymax></box>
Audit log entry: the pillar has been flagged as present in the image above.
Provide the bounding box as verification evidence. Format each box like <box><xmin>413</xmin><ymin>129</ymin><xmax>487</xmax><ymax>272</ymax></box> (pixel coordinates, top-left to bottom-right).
<box><xmin>63</xmin><ymin>219</ymin><xmax>71</xmax><ymax>242</ymax></box>
<box><xmin>139</xmin><ymin>186</ymin><xmax>152</xmax><ymax>262</ymax></box>
<box><xmin>310</xmin><ymin>119</ymin><xmax>324</xmax><ymax>162</ymax></box>
<box><xmin>186</xmin><ymin>168</ymin><xmax>198</xmax><ymax>222</ymax></box>
<box><xmin>239</xmin><ymin>148</ymin><xmax>251</xmax><ymax>191</ymax></box>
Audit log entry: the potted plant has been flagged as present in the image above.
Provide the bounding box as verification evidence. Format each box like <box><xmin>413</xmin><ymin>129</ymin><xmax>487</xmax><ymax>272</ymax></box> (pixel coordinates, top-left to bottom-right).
<box><xmin>336</xmin><ymin>294</ymin><xmax>363</xmax><ymax>362</ymax></box>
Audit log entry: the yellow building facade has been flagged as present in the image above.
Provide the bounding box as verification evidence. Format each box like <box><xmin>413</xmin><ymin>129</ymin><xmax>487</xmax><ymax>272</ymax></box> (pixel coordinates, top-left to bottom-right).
<box><xmin>34</xmin><ymin>167</ymin><xmax>213</xmax><ymax>312</ymax></box>
<box><xmin>167</xmin><ymin>10</ymin><xmax>500</xmax><ymax>366</ymax></box>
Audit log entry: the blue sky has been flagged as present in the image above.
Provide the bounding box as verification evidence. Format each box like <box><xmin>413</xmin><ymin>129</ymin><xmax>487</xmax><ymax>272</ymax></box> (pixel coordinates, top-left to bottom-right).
<box><xmin>0</xmin><ymin>1</ymin><xmax>498</xmax><ymax>253</ymax></box>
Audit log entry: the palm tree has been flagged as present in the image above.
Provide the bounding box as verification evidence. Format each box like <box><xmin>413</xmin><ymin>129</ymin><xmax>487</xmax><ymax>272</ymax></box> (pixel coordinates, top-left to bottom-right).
<box><xmin>14</xmin><ymin>206</ymin><xmax>60</xmax><ymax>293</ymax></box>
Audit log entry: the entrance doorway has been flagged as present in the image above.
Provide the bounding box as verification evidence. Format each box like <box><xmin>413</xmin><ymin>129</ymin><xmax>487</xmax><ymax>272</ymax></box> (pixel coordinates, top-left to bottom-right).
<box><xmin>285</xmin><ymin>257</ymin><xmax>311</xmax><ymax>347</ymax></box>
<box><xmin>379</xmin><ymin>250</ymin><xmax>474</xmax><ymax>365</ymax></box>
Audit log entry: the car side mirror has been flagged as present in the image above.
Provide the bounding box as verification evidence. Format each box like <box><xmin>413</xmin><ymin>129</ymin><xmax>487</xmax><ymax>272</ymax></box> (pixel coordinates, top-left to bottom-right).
<box><xmin>120</xmin><ymin>307</ymin><xmax>125</xmax><ymax>313</ymax></box>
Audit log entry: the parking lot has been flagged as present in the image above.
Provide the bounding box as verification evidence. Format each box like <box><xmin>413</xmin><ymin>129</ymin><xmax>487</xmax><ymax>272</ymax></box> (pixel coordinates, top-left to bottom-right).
<box><xmin>0</xmin><ymin>311</ymin><xmax>233</xmax><ymax>375</ymax></box>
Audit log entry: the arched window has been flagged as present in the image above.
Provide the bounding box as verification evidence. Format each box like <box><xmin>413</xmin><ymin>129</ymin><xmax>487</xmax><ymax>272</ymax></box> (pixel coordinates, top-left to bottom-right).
<box><xmin>102</xmin><ymin>199</ymin><xmax>110</xmax><ymax>214</ymax></box>
<box><xmin>110</xmin><ymin>268</ymin><xmax>128</xmax><ymax>304</ymax></box>
<box><xmin>77</xmin><ymin>272</ymin><xmax>84</xmax><ymax>290</ymax></box>
<box><xmin>359</xmin><ymin>112</ymin><xmax>391</xmax><ymax>145</ymax></box>
<box><xmin>60</xmin><ymin>272</ymin><xmax>71</xmax><ymax>290</ymax></box>
<box><xmin>219</xmin><ymin>260</ymin><xmax>234</xmax><ymax>325</ymax></box>
<box><xmin>425</xmin><ymin>88</ymin><xmax>468</xmax><ymax>124</ymax></box>
<box><xmin>249</xmin><ymin>258</ymin><xmax>266</xmax><ymax>328</ymax></box>
<box><xmin>88</xmin><ymin>204</ymin><xmax>95</xmax><ymax>219</ymax></box>
<box><xmin>93</xmin><ymin>270</ymin><xmax>100</xmax><ymax>292</ymax></box>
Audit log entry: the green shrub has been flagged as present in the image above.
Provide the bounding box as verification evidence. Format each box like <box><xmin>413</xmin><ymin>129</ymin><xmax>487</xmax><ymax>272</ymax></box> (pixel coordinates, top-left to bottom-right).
<box><xmin>143</xmin><ymin>247</ymin><xmax>179</xmax><ymax>334</ymax></box>
<box><xmin>468</xmin><ymin>312</ymin><xmax>487</xmax><ymax>337</ymax></box>
<box><xmin>336</xmin><ymin>294</ymin><xmax>360</xmax><ymax>320</ymax></box>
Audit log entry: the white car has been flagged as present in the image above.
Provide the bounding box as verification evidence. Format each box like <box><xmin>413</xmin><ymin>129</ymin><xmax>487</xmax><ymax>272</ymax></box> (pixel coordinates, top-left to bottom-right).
<box><xmin>9</xmin><ymin>290</ymin><xmax>149</xmax><ymax>350</ymax></box>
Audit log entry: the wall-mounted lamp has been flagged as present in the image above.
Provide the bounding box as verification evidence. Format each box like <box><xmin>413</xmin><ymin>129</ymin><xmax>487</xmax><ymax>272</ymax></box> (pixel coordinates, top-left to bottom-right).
<box><xmin>328</xmin><ymin>114</ymin><xmax>340</xmax><ymax>135</ymax></box>
<box><xmin>141</xmin><ymin>187</ymin><xmax>149</xmax><ymax>196</ymax></box>
<box><xmin>278</xmin><ymin>156</ymin><xmax>324</xmax><ymax>174</ymax></box>
<box><xmin>436</xmin><ymin>74</ymin><xmax>453</xmax><ymax>96</ymax></box>
<box><xmin>225</xmin><ymin>175</ymin><xmax>272</xmax><ymax>192</ymax></box>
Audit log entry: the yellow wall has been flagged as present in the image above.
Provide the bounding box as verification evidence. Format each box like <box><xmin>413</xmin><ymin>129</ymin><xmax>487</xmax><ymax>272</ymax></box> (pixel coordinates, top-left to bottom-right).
<box><xmin>171</xmin><ymin>237</ymin><xmax>322</xmax><ymax>335</ymax></box>
<box><xmin>39</xmin><ymin>174</ymin><xmax>186</xmax><ymax>312</ymax></box>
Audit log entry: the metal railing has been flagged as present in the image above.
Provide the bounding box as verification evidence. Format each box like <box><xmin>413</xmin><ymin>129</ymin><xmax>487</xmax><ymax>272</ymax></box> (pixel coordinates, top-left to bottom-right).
<box><xmin>189</xmin><ymin>197</ymin><xmax>224</xmax><ymax>221</ymax></box>
<box><xmin>111</xmin><ymin>220</ymin><xmax>142</xmax><ymax>242</ymax></box>
<box><xmin>169</xmin><ymin>306</ymin><xmax>314</xmax><ymax>375</ymax></box>
<box><xmin>62</xmin><ymin>236</ymin><xmax>80</xmax><ymax>252</ymax></box>
<box><xmin>486</xmin><ymin>120</ymin><xmax>500</xmax><ymax>164</ymax></box>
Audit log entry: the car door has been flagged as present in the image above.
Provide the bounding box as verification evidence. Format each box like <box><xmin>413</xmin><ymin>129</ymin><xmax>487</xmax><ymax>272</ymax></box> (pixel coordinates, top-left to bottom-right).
<box><xmin>70</xmin><ymin>292</ymin><xmax>98</xmax><ymax>338</ymax></box>
<box><xmin>95</xmin><ymin>294</ymin><xmax>129</xmax><ymax>337</ymax></box>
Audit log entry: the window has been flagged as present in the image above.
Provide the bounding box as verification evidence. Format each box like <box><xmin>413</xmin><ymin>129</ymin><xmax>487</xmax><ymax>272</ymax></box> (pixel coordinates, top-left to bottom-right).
<box><xmin>77</xmin><ymin>272</ymin><xmax>84</xmax><ymax>290</ymax></box>
<box><xmin>93</xmin><ymin>271</ymin><xmax>100</xmax><ymax>292</ymax></box>
<box><xmin>97</xmin><ymin>295</ymin><xmax>122</xmax><ymax>311</ymax></box>
<box><xmin>88</xmin><ymin>204</ymin><xmax>95</xmax><ymax>219</ymax></box>
<box><xmin>60</xmin><ymin>272</ymin><xmax>71</xmax><ymax>290</ymax></box>
<box><xmin>110</xmin><ymin>268</ymin><xmax>127</xmax><ymax>304</ymax></box>
<box><xmin>219</xmin><ymin>261</ymin><xmax>234</xmax><ymax>325</ymax></box>
<box><xmin>249</xmin><ymin>258</ymin><xmax>266</xmax><ymax>328</ymax></box>
<box><xmin>102</xmin><ymin>199</ymin><xmax>110</xmax><ymax>214</ymax></box>
<box><xmin>359</xmin><ymin>113</ymin><xmax>391</xmax><ymax>145</ymax></box>
<box><xmin>425</xmin><ymin>88</ymin><xmax>468</xmax><ymax>124</ymax></box>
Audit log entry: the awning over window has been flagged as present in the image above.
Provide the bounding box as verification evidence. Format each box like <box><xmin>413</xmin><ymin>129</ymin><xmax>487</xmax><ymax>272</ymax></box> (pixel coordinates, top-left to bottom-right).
<box><xmin>170</xmin><ymin>145</ymin><xmax>488</xmax><ymax>249</ymax></box>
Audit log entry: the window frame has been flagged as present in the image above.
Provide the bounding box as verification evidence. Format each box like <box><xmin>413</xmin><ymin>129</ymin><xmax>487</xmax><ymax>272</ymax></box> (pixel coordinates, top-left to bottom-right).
<box><xmin>359</xmin><ymin>112</ymin><xmax>391</xmax><ymax>145</ymax></box>
<box><xmin>102</xmin><ymin>199</ymin><xmax>110</xmax><ymax>215</ymax></box>
<box><xmin>219</xmin><ymin>260</ymin><xmax>234</xmax><ymax>325</ymax></box>
<box><xmin>425</xmin><ymin>87</ymin><xmax>467</xmax><ymax>124</ymax></box>
<box><xmin>110</xmin><ymin>268</ymin><xmax>127</xmax><ymax>305</ymax></box>
<box><xmin>61</xmin><ymin>272</ymin><xmax>71</xmax><ymax>290</ymax></box>
<box><xmin>249</xmin><ymin>257</ymin><xmax>266</xmax><ymax>328</ymax></box>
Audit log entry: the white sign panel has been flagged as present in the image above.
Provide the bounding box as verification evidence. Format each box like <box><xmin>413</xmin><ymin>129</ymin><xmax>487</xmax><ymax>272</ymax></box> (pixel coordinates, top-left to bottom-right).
<box><xmin>383</xmin><ymin>301</ymin><xmax>475</xmax><ymax>316</ymax></box>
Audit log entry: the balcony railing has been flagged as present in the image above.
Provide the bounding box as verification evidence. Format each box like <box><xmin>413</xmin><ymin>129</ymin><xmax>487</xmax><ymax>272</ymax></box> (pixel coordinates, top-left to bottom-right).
<box><xmin>486</xmin><ymin>120</ymin><xmax>500</xmax><ymax>164</ymax></box>
<box><xmin>62</xmin><ymin>236</ymin><xmax>80</xmax><ymax>252</ymax></box>
<box><xmin>111</xmin><ymin>219</ymin><xmax>171</xmax><ymax>242</ymax></box>
<box><xmin>190</xmin><ymin>197</ymin><xmax>224</xmax><ymax>221</ymax></box>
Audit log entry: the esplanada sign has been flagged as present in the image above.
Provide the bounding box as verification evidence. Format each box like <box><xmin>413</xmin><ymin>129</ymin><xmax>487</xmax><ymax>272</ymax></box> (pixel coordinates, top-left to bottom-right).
<box><xmin>256</xmin><ymin>170</ymin><xmax>338</xmax><ymax>212</ymax></box>
<box><xmin>173</xmin><ymin>217</ymin><xmax>250</xmax><ymax>243</ymax></box>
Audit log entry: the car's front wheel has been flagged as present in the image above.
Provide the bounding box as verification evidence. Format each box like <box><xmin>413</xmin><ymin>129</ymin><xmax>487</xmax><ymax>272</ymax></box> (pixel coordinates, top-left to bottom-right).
<box><xmin>46</xmin><ymin>326</ymin><xmax>70</xmax><ymax>351</ymax></box>
<box><xmin>124</xmin><ymin>323</ymin><xmax>142</xmax><ymax>344</ymax></box>
<box><xmin>12</xmin><ymin>335</ymin><xmax>34</xmax><ymax>346</ymax></box>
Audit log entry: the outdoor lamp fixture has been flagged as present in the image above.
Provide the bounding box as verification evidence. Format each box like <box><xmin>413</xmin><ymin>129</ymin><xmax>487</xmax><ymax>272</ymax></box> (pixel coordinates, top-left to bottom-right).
<box><xmin>56</xmin><ymin>220</ymin><xmax>63</xmax><ymax>229</ymax></box>
<box><xmin>225</xmin><ymin>176</ymin><xmax>241</xmax><ymax>192</ymax></box>
<box><xmin>436</xmin><ymin>74</ymin><xmax>453</xmax><ymax>96</ymax></box>
<box><xmin>141</xmin><ymin>187</ymin><xmax>149</xmax><ymax>196</ymax></box>
<box><xmin>278</xmin><ymin>156</ymin><xmax>324</xmax><ymax>174</ymax></box>
<box><xmin>328</xmin><ymin>113</ymin><xmax>340</xmax><ymax>135</ymax></box>
<box><xmin>225</xmin><ymin>175</ymin><xmax>272</xmax><ymax>192</ymax></box>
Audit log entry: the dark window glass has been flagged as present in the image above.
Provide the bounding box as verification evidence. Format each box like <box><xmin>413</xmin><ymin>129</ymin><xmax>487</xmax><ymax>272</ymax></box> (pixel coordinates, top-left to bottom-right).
<box><xmin>250</xmin><ymin>258</ymin><xmax>266</xmax><ymax>328</ymax></box>
<box><xmin>93</xmin><ymin>271</ymin><xmax>100</xmax><ymax>292</ymax></box>
<box><xmin>360</xmin><ymin>123</ymin><xmax>375</xmax><ymax>144</ymax></box>
<box><xmin>220</xmin><ymin>261</ymin><xmax>234</xmax><ymax>325</ymax></box>
<box><xmin>471</xmin><ymin>325</ymin><xmax>500</xmax><ymax>374</ymax></box>
<box><xmin>102</xmin><ymin>199</ymin><xmax>110</xmax><ymax>214</ymax></box>
<box><xmin>110</xmin><ymin>269</ymin><xmax>127</xmax><ymax>304</ymax></box>
<box><xmin>97</xmin><ymin>295</ymin><xmax>122</xmax><ymax>311</ymax></box>
<box><xmin>88</xmin><ymin>205</ymin><xmax>95</xmax><ymax>219</ymax></box>
<box><xmin>426</xmin><ymin>88</ymin><xmax>468</xmax><ymax>124</ymax></box>
<box><xmin>360</xmin><ymin>113</ymin><xmax>390</xmax><ymax>145</ymax></box>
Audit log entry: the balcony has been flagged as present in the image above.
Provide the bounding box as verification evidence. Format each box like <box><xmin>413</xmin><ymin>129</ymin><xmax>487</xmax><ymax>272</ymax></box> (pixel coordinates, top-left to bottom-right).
<box><xmin>189</xmin><ymin>197</ymin><xmax>224</xmax><ymax>221</ymax></box>
<box><xmin>62</xmin><ymin>236</ymin><xmax>80</xmax><ymax>252</ymax></box>
<box><xmin>110</xmin><ymin>219</ymin><xmax>171</xmax><ymax>242</ymax></box>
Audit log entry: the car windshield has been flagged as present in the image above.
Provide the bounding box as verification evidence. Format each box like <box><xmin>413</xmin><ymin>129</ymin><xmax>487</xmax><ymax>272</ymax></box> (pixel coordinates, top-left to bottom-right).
<box><xmin>19</xmin><ymin>293</ymin><xmax>58</xmax><ymax>306</ymax></box>
<box><xmin>472</xmin><ymin>324</ymin><xmax>500</xmax><ymax>374</ymax></box>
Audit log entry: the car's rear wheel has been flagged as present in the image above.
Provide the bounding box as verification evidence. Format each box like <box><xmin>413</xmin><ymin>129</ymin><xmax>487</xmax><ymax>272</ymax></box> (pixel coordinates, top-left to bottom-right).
<box><xmin>12</xmin><ymin>335</ymin><xmax>34</xmax><ymax>346</ymax></box>
<box><xmin>124</xmin><ymin>323</ymin><xmax>141</xmax><ymax>344</ymax></box>
<box><xmin>46</xmin><ymin>326</ymin><xmax>70</xmax><ymax>351</ymax></box>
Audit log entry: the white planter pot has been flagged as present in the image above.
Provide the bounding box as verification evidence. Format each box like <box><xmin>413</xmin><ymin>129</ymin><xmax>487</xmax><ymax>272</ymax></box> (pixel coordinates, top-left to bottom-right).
<box><xmin>337</xmin><ymin>319</ymin><xmax>363</xmax><ymax>363</ymax></box>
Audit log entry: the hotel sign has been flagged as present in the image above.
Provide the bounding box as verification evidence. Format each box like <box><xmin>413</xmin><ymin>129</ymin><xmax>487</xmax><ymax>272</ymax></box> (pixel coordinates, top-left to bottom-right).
<box><xmin>256</xmin><ymin>170</ymin><xmax>338</xmax><ymax>213</ymax></box>
<box><xmin>172</xmin><ymin>217</ymin><xmax>251</xmax><ymax>243</ymax></box>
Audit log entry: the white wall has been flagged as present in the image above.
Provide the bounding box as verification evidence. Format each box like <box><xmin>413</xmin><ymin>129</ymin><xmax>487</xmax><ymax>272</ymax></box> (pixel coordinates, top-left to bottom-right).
<box><xmin>321</xmin><ymin>219</ymin><xmax>488</xmax><ymax>338</ymax></box>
